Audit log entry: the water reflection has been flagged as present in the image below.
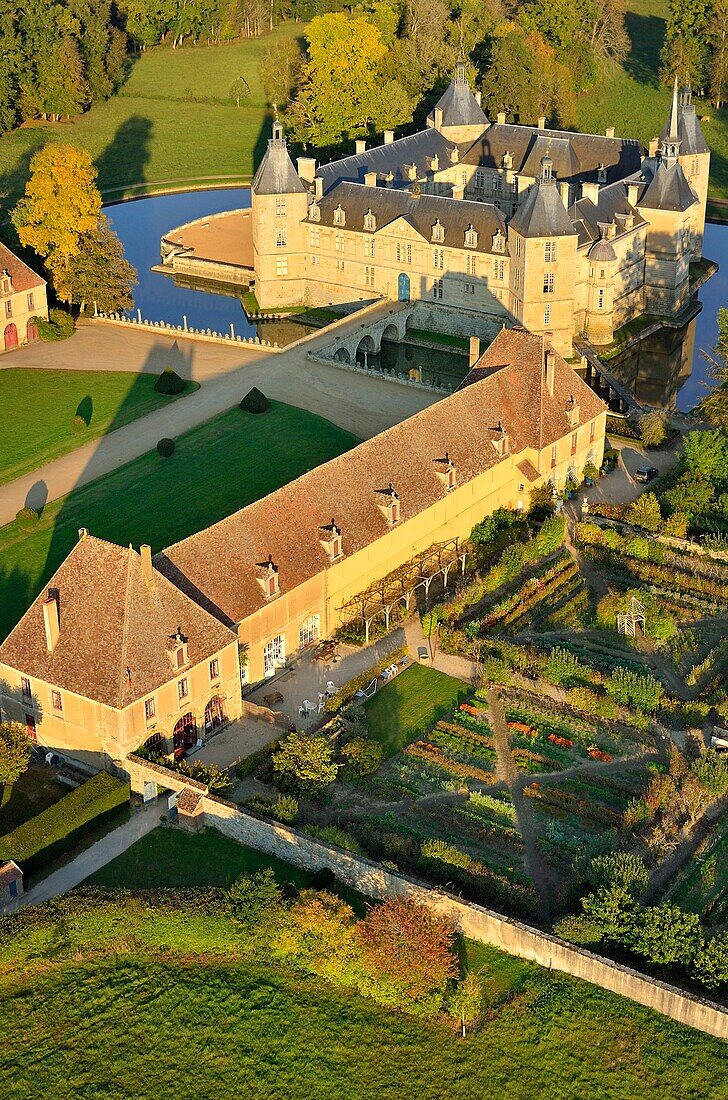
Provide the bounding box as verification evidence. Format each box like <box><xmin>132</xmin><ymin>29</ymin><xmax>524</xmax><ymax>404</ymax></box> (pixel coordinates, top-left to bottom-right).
<box><xmin>365</xmin><ymin>339</ymin><xmax>470</xmax><ymax>388</ymax></box>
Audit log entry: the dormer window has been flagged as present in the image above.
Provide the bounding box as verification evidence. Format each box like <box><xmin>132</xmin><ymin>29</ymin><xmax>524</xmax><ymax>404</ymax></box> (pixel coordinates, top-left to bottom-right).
<box><xmin>167</xmin><ymin>629</ymin><xmax>189</xmax><ymax>671</ymax></box>
<box><xmin>363</xmin><ymin>209</ymin><xmax>376</xmax><ymax>232</ymax></box>
<box><xmin>431</xmin><ymin>220</ymin><xmax>445</xmax><ymax>243</ymax></box>
<box><xmin>333</xmin><ymin>205</ymin><xmax>345</xmax><ymax>226</ymax></box>
<box><xmin>566</xmin><ymin>395</ymin><xmax>580</xmax><ymax>427</ymax></box>
<box><xmin>376</xmin><ymin>482</ymin><xmax>400</xmax><ymax>525</ymax></box>
<box><xmin>434</xmin><ymin>452</ymin><xmax>456</xmax><ymax>492</ymax></box>
<box><xmin>492</xmin><ymin>230</ymin><xmax>505</xmax><ymax>253</ymax></box>
<box><xmin>431</xmin><ymin>154</ymin><xmax>439</xmax><ymax>172</ymax></box>
<box><xmin>597</xmin><ymin>164</ymin><xmax>607</xmax><ymax>183</ymax></box>
<box><xmin>464</xmin><ymin>224</ymin><xmax>478</xmax><ymax>248</ymax></box>
<box><xmin>449</xmin><ymin>146</ymin><xmax>459</xmax><ymax>164</ymax></box>
<box><xmin>0</xmin><ymin>269</ymin><xmax>12</xmax><ymax>296</ymax></box>
<box><xmin>320</xmin><ymin>518</ymin><xmax>343</xmax><ymax>561</ymax></box>
<box><xmin>408</xmin><ymin>164</ymin><xmax>418</xmax><ymax>181</ymax></box>
<box><xmin>257</xmin><ymin>555</ymin><xmax>279</xmax><ymax>599</ymax></box>
<box><xmin>309</xmin><ymin>202</ymin><xmax>321</xmax><ymax>222</ymax></box>
<box><xmin>502</xmin><ymin>152</ymin><xmax>513</xmax><ymax>170</ymax></box>
<box><xmin>491</xmin><ymin>422</ymin><xmax>508</xmax><ymax>457</ymax></box>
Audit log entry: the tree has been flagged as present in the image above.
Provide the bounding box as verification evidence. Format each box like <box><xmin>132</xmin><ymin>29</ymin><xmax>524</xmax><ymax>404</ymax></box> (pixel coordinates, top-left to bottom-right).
<box><xmin>588</xmin><ymin>851</ymin><xmax>648</xmax><ymax>898</ymax></box>
<box><xmin>697</xmin><ymin>309</ymin><xmax>728</xmax><ymax>427</ymax></box>
<box><xmin>691</xmin><ymin>932</ymin><xmax>728</xmax><ymax>989</ymax></box>
<box><xmin>580</xmin><ymin>884</ymin><xmax>638</xmax><ymax>943</ymax></box>
<box><xmin>681</xmin><ymin>429</ymin><xmax>728</xmax><ymax>479</ymax></box>
<box><xmin>274</xmin><ymin>889</ymin><xmax>365</xmax><ymax>985</ymax></box>
<box><xmin>709</xmin><ymin>0</ymin><xmax>728</xmax><ymax>107</ymax></box>
<box><xmin>286</xmin><ymin>13</ymin><xmax>412</xmax><ymax>146</ymax></box>
<box><xmin>258</xmin><ymin>35</ymin><xmax>302</xmax><ymax>111</ymax></box>
<box><xmin>480</xmin><ymin>27</ymin><xmax>576</xmax><ymax>126</ymax></box>
<box><xmin>12</xmin><ymin>143</ymin><xmax>101</xmax><ymax>300</ymax></box>
<box><xmin>662</xmin><ymin>472</ymin><xmax>715</xmax><ymax>517</ymax></box>
<box><xmin>229</xmin><ymin>75</ymin><xmax>250</xmax><ymax>108</ymax></box>
<box><xmin>341</xmin><ymin>737</ymin><xmax>383</xmax><ymax>778</ymax></box>
<box><xmin>638</xmin><ymin>409</ymin><xmax>669</xmax><ymax>448</ymax></box>
<box><xmin>627</xmin><ymin>903</ymin><xmax>703</xmax><ymax>965</ymax></box>
<box><xmin>606</xmin><ymin>667</ymin><xmax>664</xmax><ymax>713</ymax></box>
<box><xmin>659</xmin><ymin>0</ymin><xmax>713</xmax><ymax>87</ymax></box>
<box><xmin>65</xmin><ymin>215</ymin><xmax>137</xmax><ymax>313</ymax></box>
<box><xmin>227</xmin><ymin>868</ymin><xmax>284</xmax><ymax>940</ymax></box>
<box><xmin>358</xmin><ymin>896</ymin><xmax>457</xmax><ymax>1015</ymax></box>
<box><xmin>273</xmin><ymin>731</ymin><xmax>339</xmax><ymax>792</ymax></box>
<box><xmin>628</xmin><ymin>492</ymin><xmax>662</xmax><ymax>533</ymax></box>
<box><xmin>447</xmin><ymin>971</ymin><xmax>484</xmax><ymax>1035</ymax></box>
<box><xmin>0</xmin><ymin>721</ymin><xmax>32</xmax><ymax>787</ymax></box>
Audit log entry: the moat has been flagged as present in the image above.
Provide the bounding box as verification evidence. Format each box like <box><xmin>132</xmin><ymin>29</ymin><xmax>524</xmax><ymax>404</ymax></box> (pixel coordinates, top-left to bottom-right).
<box><xmin>107</xmin><ymin>189</ymin><xmax>727</xmax><ymax>411</ymax></box>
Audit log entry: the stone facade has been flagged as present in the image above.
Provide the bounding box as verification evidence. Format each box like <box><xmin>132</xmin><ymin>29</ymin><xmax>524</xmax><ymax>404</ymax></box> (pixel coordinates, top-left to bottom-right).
<box><xmin>250</xmin><ymin>74</ymin><xmax>709</xmax><ymax>355</ymax></box>
<box><xmin>0</xmin><ymin>244</ymin><xmax>48</xmax><ymax>353</ymax></box>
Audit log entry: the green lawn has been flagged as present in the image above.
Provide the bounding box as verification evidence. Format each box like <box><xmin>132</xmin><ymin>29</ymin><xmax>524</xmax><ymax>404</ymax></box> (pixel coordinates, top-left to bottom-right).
<box><xmin>364</xmin><ymin>664</ymin><xmax>469</xmax><ymax>758</ymax></box>
<box><xmin>0</xmin><ymin>764</ymin><xmax>66</xmax><ymax>834</ymax></box>
<box><xmin>0</xmin><ymin>368</ymin><xmax>197</xmax><ymax>486</ymax></box>
<box><xmin>0</xmin><ymin>400</ymin><xmax>359</xmax><ymax>640</ymax></box>
<box><xmin>0</xmin><ymin>902</ymin><xmax>724</xmax><ymax>1099</ymax></box>
<box><xmin>0</xmin><ymin>24</ymin><xmax>301</xmax><ymax>209</ymax></box>
<box><xmin>86</xmin><ymin>827</ymin><xmax>313</xmax><ymax>891</ymax></box>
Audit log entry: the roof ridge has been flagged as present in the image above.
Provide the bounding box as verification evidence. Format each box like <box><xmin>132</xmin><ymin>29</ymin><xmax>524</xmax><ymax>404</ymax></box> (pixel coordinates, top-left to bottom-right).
<box><xmin>118</xmin><ymin>545</ymin><xmax>136</xmax><ymax>710</ymax></box>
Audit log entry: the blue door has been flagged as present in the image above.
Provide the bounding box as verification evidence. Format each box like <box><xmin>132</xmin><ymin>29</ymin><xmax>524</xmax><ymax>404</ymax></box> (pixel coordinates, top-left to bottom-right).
<box><xmin>397</xmin><ymin>272</ymin><xmax>410</xmax><ymax>302</ymax></box>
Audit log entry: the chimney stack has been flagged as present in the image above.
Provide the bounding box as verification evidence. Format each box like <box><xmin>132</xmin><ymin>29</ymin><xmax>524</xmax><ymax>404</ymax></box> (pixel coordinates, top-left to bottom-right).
<box><xmin>314</xmin><ymin>177</ymin><xmax>323</xmax><ymax>200</ymax></box>
<box><xmin>355</xmin><ymin>139</ymin><xmax>366</xmax><ymax>155</ymax></box>
<box><xmin>297</xmin><ymin>156</ymin><xmax>316</xmax><ymax>184</ymax></box>
<box><xmin>43</xmin><ymin>593</ymin><xmax>60</xmax><ymax>653</ymax></box>
<box><xmin>469</xmin><ymin>336</ymin><xmax>481</xmax><ymax>368</ymax></box>
<box><xmin>140</xmin><ymin>544</ymin><xmax>153</xmax><ymax>586</ymax></box>
<box><xmin>474</xmin><ymin>91</ymin><xmax>482</xmax><ymax>106</ymax></box>
<box><xmin>605</xmin><ymin>126</ymin><xmax>615</xmax><ymax>138</ymax></box>
<box><xmin>537</xmin><ymin>116</ymin><xmax>546</xmax><ymax>130</ymax></box>
<box><xmin>648</xmin><ymin>137</ymin><xmax>659</xmax><ymax>157</ymax></box>
<box><xmin>433</xmin><ymin>107</ymin><xmax>443</xmax><ymax>131</ymax></box>
<box><xmin>559</xmin><ymin>181</ymin><xmax>570</xmax><ymax>207</ymax></box>
<box><xmin>581</xmin><ymin>181</ymin><xmax>600</xmax><ymax>204</ymax></box>
<box><xmin>627</xmin><ymin>182</ymin><xmax>640</xmax><ymax>207</ymax></box>
<box><xmin>383</xmin><ymin>130</ymin><xmax>394</xmax><ymax>145</ymax></box>
<box><xmin>544</xmin><ymin>346</ymin><xmax>556</xmax><ymax>398</ymax></box>
<box><xmin>497</xmin><ymin>111</ymin><xmax>506</xmax><ymax>125</ymax></box>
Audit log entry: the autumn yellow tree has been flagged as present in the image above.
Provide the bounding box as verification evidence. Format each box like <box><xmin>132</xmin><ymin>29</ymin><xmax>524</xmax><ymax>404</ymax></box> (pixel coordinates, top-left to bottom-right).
<box><xmin>12</xmin><ymin>143</ymin><xmax>102</xmax><ymax>301</ymax></box>
<box><xmin>287</xmin><ymin>12</ymin><xmax>412</xmax><ymax>146</ymax></box>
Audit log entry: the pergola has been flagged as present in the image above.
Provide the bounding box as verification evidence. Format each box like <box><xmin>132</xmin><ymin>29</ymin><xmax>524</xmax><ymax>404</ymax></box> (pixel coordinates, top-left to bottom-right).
<box><xmin>337</xmin><ymin>537</ymin><xmax>468</xmax><ymax>643</ymax></box>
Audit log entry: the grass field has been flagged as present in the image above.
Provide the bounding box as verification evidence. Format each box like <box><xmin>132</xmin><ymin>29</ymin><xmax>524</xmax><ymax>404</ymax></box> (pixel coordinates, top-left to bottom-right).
<box><xmin>0</xmin><ymin>24</ymin><xmax>301</xmax><ymax>210</ymax></box>
<box><xmin>0</xmin><ymin>400</ymin><xmax>358</xmax><ymax>640</ymax></box>
<box><xmin>0</xmin><ymin>764</ymin><xmax>66</xmax><ymax>834</ymax></box>
<box><xmin>363</xmin><ymin>664</ymin><xmax>469</xmax><ymax>757</ymax></box>
<box><xmin>0</xmin><ymin>890</ymin><xmax>724</xmax><ymax>1099</ymax></box>
<box><xmin>0</xmin><ymin>368</ymin><xmax>197</xmax><ymax>485</ymax></box>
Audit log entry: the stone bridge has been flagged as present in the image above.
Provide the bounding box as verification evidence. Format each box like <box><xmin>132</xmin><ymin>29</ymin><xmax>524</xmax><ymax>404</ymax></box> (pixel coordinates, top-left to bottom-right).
<box><xmin>325</xmin><ymin>303</ymin><xmax>417</xmax><ymax>365</ymax></box>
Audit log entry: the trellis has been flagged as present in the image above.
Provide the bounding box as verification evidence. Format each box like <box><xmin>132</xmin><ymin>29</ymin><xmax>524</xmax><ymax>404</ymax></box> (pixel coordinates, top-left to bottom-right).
<box><xmin>337</xmin><ymin>537</ymin><xmax>467</xmax><ymax>643</ymax></box>
<box><xmin>617</xmin><ymin>596</ymin><xmax>646</xmax><ymax>637</ymax></box>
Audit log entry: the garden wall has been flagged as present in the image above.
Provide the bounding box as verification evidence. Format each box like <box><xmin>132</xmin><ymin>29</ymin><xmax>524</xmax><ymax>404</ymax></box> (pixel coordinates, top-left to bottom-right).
<box><xmin>120</xmin><ymin>754</ymin><xmax>728</xmax><ymax>1039</ymax></box>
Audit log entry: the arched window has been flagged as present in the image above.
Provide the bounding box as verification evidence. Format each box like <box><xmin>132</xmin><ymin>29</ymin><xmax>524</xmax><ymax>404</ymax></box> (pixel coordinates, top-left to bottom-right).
<box><xmin>464</xmin><ymin>224</ymin><xmax>478</xmax><ymax>248</ymax></box>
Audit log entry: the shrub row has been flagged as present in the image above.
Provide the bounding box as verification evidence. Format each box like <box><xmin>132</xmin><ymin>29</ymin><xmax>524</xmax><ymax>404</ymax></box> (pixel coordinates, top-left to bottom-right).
<box><xmin>325</xmin><ymin>647</ymin><xmax>407</xmax><ymax>712</ymax></box>
<box><xmin>0</xmin><ymin>771</ymin><xmax>130</xmax><ymax>877</ymax></box>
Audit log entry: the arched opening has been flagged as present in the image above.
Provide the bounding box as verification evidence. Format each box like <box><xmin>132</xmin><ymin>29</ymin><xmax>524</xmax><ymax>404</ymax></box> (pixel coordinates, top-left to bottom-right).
<box><xmin>26</xmin><ymin>321</ymin><xmax>38</xmax><ymax>342</ymax></box>
<box><xmin>204</xmin><ymin>695</ymin><xmax>226</xmax><ymax>733</ymax></box>
<box><xmin>356</xmin><ymin>334</ymin><xmax>376</xmax><ymax>368</ymax></box>
<box><xmin>144</xmin><ymin>730</ymin><xmax>164</xmax><ymax>757</ymax></box>
<box><xmin>173</xmin><ymin>712</ymin><xmax>197</xmax><ymax>756</ymax></box>
<box><xmin>4</xmin><ymin>323</ymin><xmax>18</xmax><ymax>351</ymax></box>
<box><xmin>382</xmin><ymin>323</ymin><xmax>399</xmax><ymax>343</ymax></box>
<box><xmin>397</xmin><ymin>272</ymin><xmax>410</xmax><ymax>302</ymax></box>
<box><xmin>334</xmin><ymin>347</ymin><xmax>351</xmax><ymax>363</ymax></box>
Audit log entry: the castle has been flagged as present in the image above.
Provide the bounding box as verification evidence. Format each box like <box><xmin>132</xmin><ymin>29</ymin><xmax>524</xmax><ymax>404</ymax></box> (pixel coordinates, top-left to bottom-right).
<box><xmin>251</xmin><ymin>67</ymin><xmax>709</xmax><ymax>357</ymax></box>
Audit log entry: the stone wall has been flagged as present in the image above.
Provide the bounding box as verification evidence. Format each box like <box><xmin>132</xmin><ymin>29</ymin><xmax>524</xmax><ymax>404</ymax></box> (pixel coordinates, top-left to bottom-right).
<box><xmin>119</xmin><ymin>753</ymin><xmax>728</xmax><ymax>1039</ymax></box>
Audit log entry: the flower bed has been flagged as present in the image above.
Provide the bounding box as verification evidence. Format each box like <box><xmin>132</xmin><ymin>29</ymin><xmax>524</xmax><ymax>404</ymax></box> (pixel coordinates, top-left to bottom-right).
<box><xmin>504</xmin><ymin>703</ymin><xmax>621</xmax><ymax>768</ymax></box>
<box><xmin>405</xmin><ymin>741</ymin><xmax>497</xmax><ymax>785</ymax></box>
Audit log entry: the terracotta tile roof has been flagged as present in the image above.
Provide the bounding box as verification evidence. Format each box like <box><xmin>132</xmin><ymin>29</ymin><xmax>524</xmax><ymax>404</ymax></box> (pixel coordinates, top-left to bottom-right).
<box><xmin>0</xmin><ymin>535</ymin><xmax>237</xmax><ymax>709</ymax></box>
<box><xmin>0</xmin><ymin>860</ymin><xmax>22</xmax><ymax>885</ymax></box>
<box><xmin>0</xmin><ymin>243</ymin><xmax>45</xmax><ymax>294</ymax></box>
<box><xmin>156</xmin><ymin>330</ymin><xmax>605</xmax><ymax>627</ymax></box>
<box><xmin>177</xmin><ymin>788</ymin><xmax>204</xmax><ymax>814</ymax></box>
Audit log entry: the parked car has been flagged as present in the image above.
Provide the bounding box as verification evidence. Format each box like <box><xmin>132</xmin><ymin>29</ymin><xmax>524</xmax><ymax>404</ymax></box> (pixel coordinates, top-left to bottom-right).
<box><xmin>634</xmin><ymin>465</ymin><xmax>659</xmax><ymax>483</ymax></box>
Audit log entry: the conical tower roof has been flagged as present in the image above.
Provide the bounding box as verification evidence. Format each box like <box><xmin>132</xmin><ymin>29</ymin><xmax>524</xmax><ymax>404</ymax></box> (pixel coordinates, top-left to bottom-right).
<box><xmin>659</xmin><ymin>82</ymin><xmax>709</xmax><ymax>155</ymax></box>
<box><xmin>431</xmin><ymin>61</ymin><xmax>488</xmax><ymax>132</ymax></box>
<box><xmin>252</xmin><ymin>123</ymin><xmax>306</xmax><ymax>196</ymax></box>
<box><xmin>509</xmin><ymin>165</ymin><xmax>575</xmax><ymax>238</ymax></box>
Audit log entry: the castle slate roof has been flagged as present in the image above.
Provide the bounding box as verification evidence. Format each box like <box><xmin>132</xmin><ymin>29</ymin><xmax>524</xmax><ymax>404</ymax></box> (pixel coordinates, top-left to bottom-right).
<box><xmin>0</xmin><ymin>243</ymin><xmax>46</xmax><ymax>293</ymax></box>
<box><xmin>317</xmin><ymin>129</ymin><xmax>461</xmax><ymax>194</ymax></box>
<box><xmin>432</xmin><ymin>75</ymin><xmax>489</xmax><ymax>130</ymax></box>
<box><xmin>252</xmin><ymin>134</ymin><xmax>306</xmax><ymax>196</ymax></box>
<box><xmin>155</xmin><ymin>330</ymin><xmax>605</xmax><ymax>628</ymax></box>
<box><xmin>310</xmin><ymin>181</ymin><xmax>507</xmax><ymax>252</ymax></box>
<box><xmin>461</xmin><ymin>124</ymin><xmax>644</xmax><ymax>183</ymax></box>
<box><xmin>588</xmin><ymin>238</ymin><xmax>617</xmax><ymax>262</ymax></box>
<box><xmin>0</xmin><ymin>535</ymin><xmax>237</xmax><ymax>709</ymax></box>
<box><xmin>509</xmin><ymin>178</ymin><xmax>576</xmax><ymax>238</ymax></box>
<box><xmin>660</xmin><ymin>101</ymin><xmax>709</xmax><ymax>156</ymax></box>
<box><xmin>639</xmin><ymin>159</ymin><xmax>697</xmax><ymax>212</ymax></box>
<box><xmin>569</xmin><ymin>179</ymin><xmax>648</xmax><ymax>249</ymax></box>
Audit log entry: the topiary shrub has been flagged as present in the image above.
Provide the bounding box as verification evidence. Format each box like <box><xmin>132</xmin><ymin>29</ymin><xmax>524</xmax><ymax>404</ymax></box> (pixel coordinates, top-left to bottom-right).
<box><xmin>16</xmin><ymin>506</ymin><xmax>39</xmax><ymax>529</ymax></box>
<box><xmin>35</xmin><ymin>309</ymin><xmax>75</xmax><ymax>341</ymax></box>
<box><xmin>154</xmin><ymin>367</ymin><xmax>186</xmax><ymax>395</ymax></box>
<box><xmin>157</xmin><ymin>437</ymin><xmax>175</xmax><ymax>457</ymax></box>
<box><xmin>72</xmin><ymin>414</ymin><xmax>88</xmax><ymax>435</ymax></box>
<box><xmin>239</xmin><ymin>386</ymin><xmax>270</xmax><ymax>414</ymax></box>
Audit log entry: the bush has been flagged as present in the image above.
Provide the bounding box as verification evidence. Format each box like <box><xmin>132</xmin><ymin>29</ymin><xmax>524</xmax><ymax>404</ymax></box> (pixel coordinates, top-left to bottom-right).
<box><xmin>239</xmin><ymin>386</ymin><xmax>270</xmax><ymax>414</ymax></box>
<box><xmin>156</xmin><ymin>437</ymin><xmax>175</xmax><ymax>457</ymax></box>
<box><xmin>15</xmin><ymin>506</ymin><xmax>39</xmax><ymax>529</ymax></box>
<box><xmin>0</xmin><ymin>771</ymin><xmax>129</xmax><ymax>876</ymax></box>
<box><xmin>154</xmin><ymin>367</ymin><xmax>186</xmax><ymax>395</ymax></box>
<box><xmin>638</xmin><ymin>410</ymin><xmax>669</xmax><ymax>448</ymax></box>
<box><xmin>35</xmin><ymin>308</ymin><xmax>75</xmax><ymax>341</ymax></box>
<box><xmin>691</xmin><ymin>932</ymin><xmax>728</xmax><ymax>990</ymax></box>
<box><xmin>544</xmin><ymin>646</ymin><xmax>585</xmax><ymax>689</ymax></box>
<box><xmin>628</xmin><ymin>492</ymin><xmax>662</xmax><ymax>533</ymax></box>
<box><xmin>71</xmin><ymin>414</ymin><xmax>89</xmax><ymax>435</ymax></box>
<box><xmin>272</xmin><ymin>732</ymin><xmax>339</xmax><ymax>792</ymax></box>
<box><xmin>606</xmin><ymin>667</ymin><xmax>664</xmax><ymax>713</ymax></box>
<box><xmin>302</xmin><ymin>824</ymin><xmax>364</xmax><ymax>853</ymax></box>
<box><xmin>587</xmin><ymin>852</ymin><xmax>648</xmax><ymax>898</ymax></box>
<box><xmin>341</xmin><ymin>737</ymin><xmax>383</xmax><ymax>779</ymax></box>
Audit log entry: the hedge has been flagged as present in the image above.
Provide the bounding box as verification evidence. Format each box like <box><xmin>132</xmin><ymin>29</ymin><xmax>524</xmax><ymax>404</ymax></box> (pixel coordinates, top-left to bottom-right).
<box><xmin>0</xmin><ymin>771</ymin><xmax>130</xmax><ymax>877</ymax></box>
<box><xmin>154</xmin><ymin>368</ymin><xmax>185</xmax><ymax>395</ymax></box>
<box><xmin>239</xmin><ymin>386</ymin><xmax>270</xmax><ymax>414</ymax></box>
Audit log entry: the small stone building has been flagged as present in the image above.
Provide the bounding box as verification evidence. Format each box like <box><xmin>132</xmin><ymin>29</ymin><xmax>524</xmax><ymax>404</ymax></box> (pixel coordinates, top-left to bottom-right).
<box><xmin>0</xmin><ymin>243</ymin><xmax>48</xmax><ymax>353</ymax></box>
<box><xmin>176</xmin><ymin>788</ymin><xmax>205</xmax><ymax>832</ymax></box>
<box><xmin>0</xmin><ymin>860</ymin><xmax>24</xmax><ymax>907</ymax></box>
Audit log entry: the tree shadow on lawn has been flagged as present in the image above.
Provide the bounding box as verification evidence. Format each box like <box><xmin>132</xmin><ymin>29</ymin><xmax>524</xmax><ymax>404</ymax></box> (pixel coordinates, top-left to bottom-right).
<box><xmin>363</xmin><ymin>664</ymin><xmax>470</xmax><ymax>759</ymax></box>
<box><xmin>623</xmin><ymin>12</ymin><xmax>667</xmax><ymax>86</ymax></box>
<box><xmin>95</xmin><ymin>115</ymin><xmax>153</xmax><ymax>196</ymax></box>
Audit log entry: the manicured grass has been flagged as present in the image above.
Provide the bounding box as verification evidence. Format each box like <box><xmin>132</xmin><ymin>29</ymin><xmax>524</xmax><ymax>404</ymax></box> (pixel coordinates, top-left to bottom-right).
<box><xmin>0</xmin><ymin>400</ymin><xmax>359</xmax><ymax>639</ymax></box>
<box><xmin>0</xmin><ymin>368</ymin><xmax>197</xmax><ymax>486</ymax></box>
<box><xmin>86</xmin><ymin>827</ymin><xmax>312</xmax><ymax>891</ymax></box>
<box><xmin>364</xmin><ymin>664</ymin><xmax>470</xmax><ymax>758</ymax></box>
<box><xmin>0</xmin><ymin>25</ymin><xmax>301</xmax><ymax>209</ymax></box>
<box><xmin>0</xmin><ymin>764</ymin><xmax>66</xmax><ymax>834</ymax></box>
<box><xmin>0</xmin><ymin>932</ymin><xmax>724</xmax><ymax>1098</ymax></box>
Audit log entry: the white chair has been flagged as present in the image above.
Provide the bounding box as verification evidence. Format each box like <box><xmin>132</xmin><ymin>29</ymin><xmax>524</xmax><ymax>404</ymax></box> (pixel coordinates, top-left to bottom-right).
<box><xmin>298</xmin><ymin>705</ymin><xmax>306</xmax><ymax>717</ymax></box>
<box><xmin>318</xmin><ymin>699</ymin><xmax>326</xmax><ymax>712</ymax></box>
<box><xmin>381</xmin><ymin>668</ymin><xmax>392</xmax><ymax>680</ymax></box>
<box><xmin>326</xmin><ymin>680</ymin><xmax>336</xmax><ymax>695</ymax></box>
